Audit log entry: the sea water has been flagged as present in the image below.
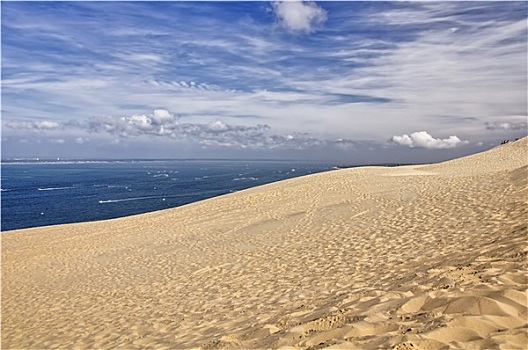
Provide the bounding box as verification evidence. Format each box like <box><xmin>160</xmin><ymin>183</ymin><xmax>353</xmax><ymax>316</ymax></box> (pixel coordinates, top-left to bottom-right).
<box><xmin>1</xmin><ymin>160</ymin><xmax>335</xmax><ymax>231</ymax></box>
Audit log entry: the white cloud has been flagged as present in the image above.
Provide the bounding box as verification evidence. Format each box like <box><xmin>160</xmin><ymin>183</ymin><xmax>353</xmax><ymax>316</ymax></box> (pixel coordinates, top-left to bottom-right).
<box><xmin>485</xmin><ymin>121</ymin><xmax>527</xmax><ymax>131</ymax></box>
<box><xmin>35</xmin><ymin>121</ymin><xmax>60</xmax><ymax>129</ymax></box>
<box><xmin>392</xmin><ymin>131</ymin><xmax>467</xmax><ymax>149</ymax></box>
<box><xmin>3</xmin><ymin>109</ymin><xmax>367</xmax><ymax>152</ymax></box>
<box><xmin>50</xmin><ymin>138</ymin><xmax>66</xmax><ymax>144</ymax></box>
<box><xmin>273</xmin><ymin>1</ymin><xmax>327</xmax><ymax>33</ymax></box>
<box><xmin>6</xmin><ymin>120</ymin><xmax>60</xmax><ymax>130</ymax></box>
<box><xmin>152</xmin><ymin>109</ymin><xmax>175</xmax><ymax>124</ymax></box>
<box><xmin>208</xmin><ymin>120</ymin><xmax>229</xmax><ymax>132</ymax></box>
<box><xmin>127</xmin><ymin>115</ymin><xmax>152</xmax><ymax>130</ymax></box>
<box><xmin>115</xmin><ymin>53</ymin><xmax>165</xmax><ymax>63</ymax></box>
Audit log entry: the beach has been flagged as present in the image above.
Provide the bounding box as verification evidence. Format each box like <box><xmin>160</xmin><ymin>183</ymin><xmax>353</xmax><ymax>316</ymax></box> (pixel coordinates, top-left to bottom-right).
<box><xmin>2</xmin><ymin>138</ymin><xmax>527</xmax><ymax>349</ymax></box>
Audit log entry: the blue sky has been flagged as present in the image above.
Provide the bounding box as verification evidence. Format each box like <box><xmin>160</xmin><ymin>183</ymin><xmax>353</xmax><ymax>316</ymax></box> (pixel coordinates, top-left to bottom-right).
<box><xmin>2</xmin><ymin>1</ymin><xmax>527</xmax><ymax>162</ymax></box>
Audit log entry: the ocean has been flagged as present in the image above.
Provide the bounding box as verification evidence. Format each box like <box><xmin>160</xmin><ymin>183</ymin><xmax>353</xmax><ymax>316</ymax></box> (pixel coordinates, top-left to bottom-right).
<box><xmin>1</xmin><ymin>160</ymin><xmax>336</xmax><ymax>231</ymax></box>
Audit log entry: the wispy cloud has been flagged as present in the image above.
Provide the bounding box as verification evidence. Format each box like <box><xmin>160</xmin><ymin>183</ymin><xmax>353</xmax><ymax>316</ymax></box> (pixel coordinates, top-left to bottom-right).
<box><xmin>485</xmin><ymin>118</ymin><xmax>527</xmax><ymax>131</ymax></box>
<box><xmin>2</xmin><ymin>1</ymin><xmax>526</xmax><ymax>161</ymax></box>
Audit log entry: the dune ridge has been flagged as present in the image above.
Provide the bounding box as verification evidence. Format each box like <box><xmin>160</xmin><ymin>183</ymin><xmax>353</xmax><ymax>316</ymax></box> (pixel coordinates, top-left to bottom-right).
<box><xmin>2</xmin><ymin>138</ymin><xmax>527</xmax><ymax>349</ymax></box>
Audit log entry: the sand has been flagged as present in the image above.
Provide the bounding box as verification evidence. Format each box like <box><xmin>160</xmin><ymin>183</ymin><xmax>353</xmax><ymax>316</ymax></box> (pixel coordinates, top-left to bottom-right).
<box><xmin>2</xmin><ymin>138</ymin><xmax>527</xmax><ymax>350</ymax></box>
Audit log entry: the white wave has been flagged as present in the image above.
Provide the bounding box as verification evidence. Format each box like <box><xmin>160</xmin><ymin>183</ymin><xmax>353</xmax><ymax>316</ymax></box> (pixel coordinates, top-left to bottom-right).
<box><xmin>38</xmin><ymin>186</ymin><xmax>75</xmax><ymax>191</ymax></box>
<box><xmin>153</xmin><ymin>174</ymin><xmax>169</xmax><ymax>178</ymax></box>
<box><xmin>232</xmin><ymin>177</ymin><xmax>259</xmax><ymax>181</ymax></box>
<box><xmin>98</xmin><ymin>196</ymin><xmax>165</xmax><ymax>204</ymax></box>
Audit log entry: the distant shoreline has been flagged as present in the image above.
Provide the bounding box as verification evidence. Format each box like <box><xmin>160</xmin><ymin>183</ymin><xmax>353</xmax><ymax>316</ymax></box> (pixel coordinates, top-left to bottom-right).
<box><xmin>1</xmin><ymin>158</ymin><xmax>335</xmax><ymax>165</ymax></box>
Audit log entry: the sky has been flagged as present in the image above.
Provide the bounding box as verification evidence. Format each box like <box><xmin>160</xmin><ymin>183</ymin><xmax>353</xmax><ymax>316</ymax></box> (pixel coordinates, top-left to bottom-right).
<box><xmin>1</xmin><ymin>1</ymin><xmax>527</xmax><ymax>163</ymax></box>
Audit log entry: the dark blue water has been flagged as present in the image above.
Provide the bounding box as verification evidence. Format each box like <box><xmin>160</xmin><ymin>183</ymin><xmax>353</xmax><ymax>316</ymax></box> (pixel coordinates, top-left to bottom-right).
<box><xmin>1</xmin><ymin>160</ymin><xmax>335</xmax><ymax>231</ymax></box>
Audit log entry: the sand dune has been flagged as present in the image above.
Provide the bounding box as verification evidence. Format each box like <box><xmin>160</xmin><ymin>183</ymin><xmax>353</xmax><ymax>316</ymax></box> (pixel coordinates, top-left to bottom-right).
<box><xmin>2</xmin><ymin>138</ymin><xmax>527</xmax><ymax>349</ymax></box>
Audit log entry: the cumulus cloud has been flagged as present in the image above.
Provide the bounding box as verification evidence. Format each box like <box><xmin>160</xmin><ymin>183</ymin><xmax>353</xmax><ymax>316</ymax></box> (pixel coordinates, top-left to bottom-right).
<box><xmin>3</xmin><ymin>109</ymin><xmax>351</xmax><ymax>151</ymax></box>
<box><xmin>4</xmin><ymin>110</ymin><xmax>476</xmax><ymax>153</ymax></box>
<box><xmin>91</xmin><ymin>116</ymin><xmax>332</xmax><ymax>150</ymax></box>
<box><xmin>86</xmin><ymin>109</ymin><xmax>179</xmax><ymax>136</ymax></box>
<box><xmin>272</xmin><ymin>1</ymin><xmax>327</xmax><ymax>33</ymax></box>
<box><xmin>152</xmin><ymin>108</ymin><xmax>175</xmax><ymax>124</ymax></box>
<box><xmin>86</xmin><ymin>111</ymin><xmax>273</xmax><ymax>147</ymax></box>
<box><xmin>392</xmin><ymin>131</ymin><xmax>467</xmax><ymax>149</ymax></box>
<box><xmin>36</xmin><ymin>121</ymin><xmax>61</xmax><ymax>129</ymax></box>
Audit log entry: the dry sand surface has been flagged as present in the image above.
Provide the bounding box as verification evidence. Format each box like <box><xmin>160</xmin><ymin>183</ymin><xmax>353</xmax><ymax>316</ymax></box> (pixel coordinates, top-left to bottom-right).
<box><xmin>2</xmin><ymin>138</ymin><xmax>527</xmax><ymax>350</ymax></box>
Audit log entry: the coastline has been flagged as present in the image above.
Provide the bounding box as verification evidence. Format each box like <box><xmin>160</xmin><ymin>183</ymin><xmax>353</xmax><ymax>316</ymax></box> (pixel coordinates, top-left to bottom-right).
<box><xmin>1</xmin><ymin>160</ymin><xmax>335</xmax><ymax>231</ymax></box>
<box><xmin>2</xmin><ymin>138</ymin><xmax>527</xmax><ymax>349</ymax></box>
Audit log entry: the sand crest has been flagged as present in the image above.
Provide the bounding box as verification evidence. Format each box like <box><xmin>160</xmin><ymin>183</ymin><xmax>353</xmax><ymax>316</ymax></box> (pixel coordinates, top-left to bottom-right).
<box><xmin>2</xmin><ymin>138</ymin><xmax>527</xmax><ymax>349</ymax></box>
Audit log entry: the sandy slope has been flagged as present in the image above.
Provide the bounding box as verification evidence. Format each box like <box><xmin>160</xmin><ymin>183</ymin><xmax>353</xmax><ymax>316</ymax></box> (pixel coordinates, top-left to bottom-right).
<box><xmin>2</xmin><ymin>138</ymin><xmax>527</xmax><ymax>350</ymax></box>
